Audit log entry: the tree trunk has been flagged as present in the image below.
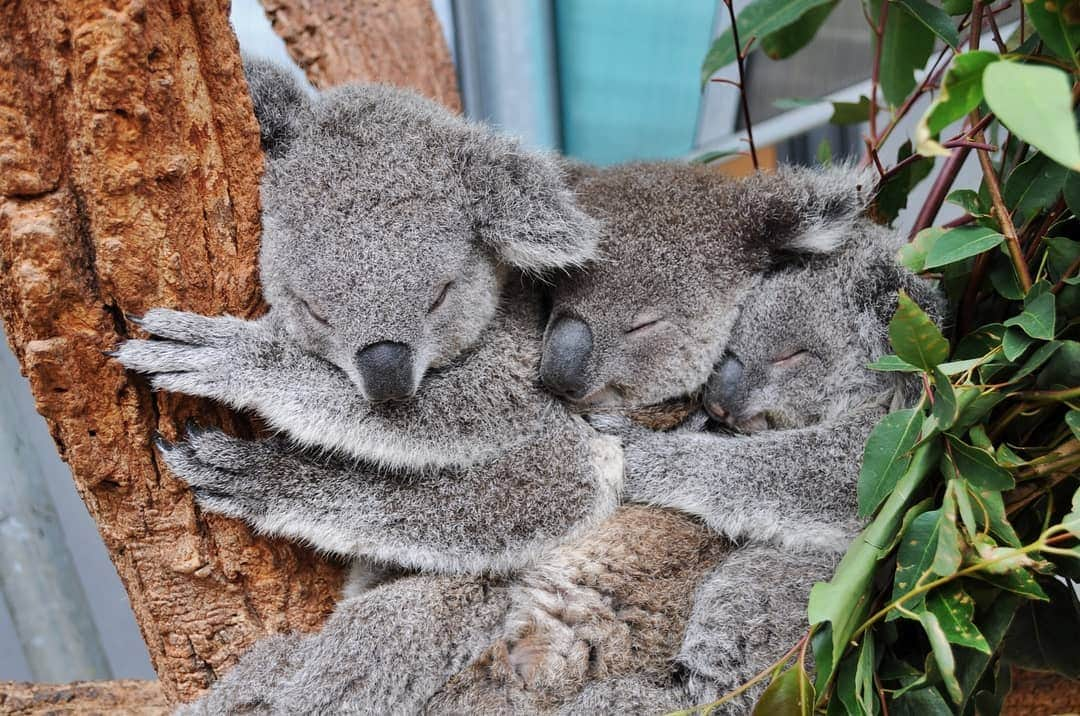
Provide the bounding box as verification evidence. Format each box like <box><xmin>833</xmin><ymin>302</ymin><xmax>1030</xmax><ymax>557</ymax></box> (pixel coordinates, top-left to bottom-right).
<box><xmin>260</xmin><ymin>0</ymin><xmax>461</xmax><ymax>111</ymax></box>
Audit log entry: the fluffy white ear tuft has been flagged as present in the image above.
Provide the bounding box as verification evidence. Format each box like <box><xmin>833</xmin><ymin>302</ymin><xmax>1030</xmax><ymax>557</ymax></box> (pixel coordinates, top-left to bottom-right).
<box><xmin>770</xmin><ymin>162</ymin><xmax>877</xmax><ymax>258</ymax></box>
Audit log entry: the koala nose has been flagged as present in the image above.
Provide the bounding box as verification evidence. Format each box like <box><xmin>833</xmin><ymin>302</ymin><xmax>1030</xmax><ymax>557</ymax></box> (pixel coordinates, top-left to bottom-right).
<box><xmin>354</xmin><ymin>341</ymin><xmax>415</xmax><ymax>402</ymax></box>
<box><xmin>705</xmin><ymin>354</ymin><xmax>743</xmax><ymax>422</ymax></box>
<box><xmin>541</xmin><ymin>317</ymin><xmax>594</xmax><ymax>400</ymax></box>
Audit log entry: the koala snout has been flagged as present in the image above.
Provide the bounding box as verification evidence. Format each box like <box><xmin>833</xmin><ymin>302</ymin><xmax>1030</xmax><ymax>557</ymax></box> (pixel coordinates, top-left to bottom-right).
<box><xmin>541</xmin><ymin>317</ymin><xmax>594</xmax><ymax>400</ymax></box>
<box><xmin>354</xmin><ymin>341</ymin><xmax>416</xmax><ymax>402</ymax></box>
<box><xmin>704</xmin><ymin>354</ymin><xmax>744</xmax><ymax>422</ymax></box>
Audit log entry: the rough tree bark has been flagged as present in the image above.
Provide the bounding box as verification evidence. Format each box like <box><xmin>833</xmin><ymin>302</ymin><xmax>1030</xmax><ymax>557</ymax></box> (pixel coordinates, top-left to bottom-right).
<box><xmin>0</xmin><ymin>0</ymin><xmax>456</xmax><ymax>705</ymax></box>
<box><xmin>0</xmin><ymin>680</ymin><xmax>167</xmax><ymax>715</ymax></box>
<box><xmin>260</xmin><ymin>0</ymin><xmax>461</xmax><ymax>110</ymax></box>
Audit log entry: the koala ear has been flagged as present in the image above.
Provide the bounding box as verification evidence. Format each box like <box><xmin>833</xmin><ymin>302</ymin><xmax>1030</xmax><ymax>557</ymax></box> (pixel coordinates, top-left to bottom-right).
<box><xmin>242</xmin><ymin>54</ymin><xmax>311</xmax><ymax>159</ymax></box>
<box><xmin>460</xmin><ymin>135</ymin><xmax>600</xmax><ymax>273</ymax></box>
<box><xmin>757</xmin><ymin>163</ymin><xmax>877</xmax><ymax>262</ymax></box>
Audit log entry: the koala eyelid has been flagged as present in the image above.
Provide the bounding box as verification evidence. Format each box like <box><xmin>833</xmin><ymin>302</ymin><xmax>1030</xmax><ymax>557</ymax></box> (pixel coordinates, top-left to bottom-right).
<box><xmin>428</xmin><ymin>280</ymin><xmax>454</xmax><ymax>314</ymax></box>
<box><xmin>624</xmin><ymin>315</ymin><xmax>665</xmax><ymax>336</ymax></box>
<box><xmin>772</xmin><ymin>350</ymin><xmax>810</xmax><ymax>368</ymax></box>
<box><xmin>289</xmin><ymin>289</ymin><xmax>331</xmax><ymax>327</ymax></box>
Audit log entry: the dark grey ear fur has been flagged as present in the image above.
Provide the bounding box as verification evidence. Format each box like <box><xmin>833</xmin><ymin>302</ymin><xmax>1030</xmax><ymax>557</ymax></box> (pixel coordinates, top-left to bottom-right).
<box><xmin>242</xmin><ymin>54</ymin><xmax>311</xmax><ymax>159</ymax></box>
<box><xmin>460</xmin><ymin>133</ymin><xmax>600</xmax><ymax>273</ymax></box>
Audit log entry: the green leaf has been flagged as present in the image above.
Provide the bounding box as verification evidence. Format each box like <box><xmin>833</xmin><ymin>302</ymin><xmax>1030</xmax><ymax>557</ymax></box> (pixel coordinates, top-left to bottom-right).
<box><xmin>934</xmin><ymin>487</ymin><xmax>964</xmax><ymax>576</ymax></box>
<box><xmin>941</xmin><ymin>0</ymin><xmax>971</xmax><ymax>13</ymax></box>
<box><xmin>1012</xmin><ymin>339</ymin><xmax>1062</xmax><ymax>380</ymax></box>
<box><xmin>1003</xmin><ymin>281</ymin><xmax>1056</xmax><ymax>340</ymax></box>
<box><xmin>890</xmin><ymin>291</ymin><xmax>950</xmax><ymax>371</ymax></box>
<box><xmin>761</xmin><ymin>0</ymin><xmax>839</xmax><ymax>60</ymax></box>
<box><xmin>1065</xmin><ymin>171</ymin><xmax>1080</xmax><ymax>216</ymax></box>
<box><xmin>984</xmin><ymin>61</ymin><xmax>1080</xmax><ymax>171</ymax></box>
<box><xmin>875</xmin><ymin>141</ymin><xmax>935</xmax><ymax>224</ymax></box>
<box><xmin>893</xmin><ymin>0</ymin><xmax>961</xmax><ymax>48</ymax></box>
<box><xmin>922</xmin><ymin>226</ymin><xmax>1005</xmax><ymax>269</ymax></box>
<box><xmin>892</xmin><ymin>509</ymin><xmax>946</xmax><ymax>613</ymax></box>
<box><xmin>854</xmin><ymin>635</ymin><xmax>877</xmax><ymax>715</ymax></box>
<box><xmin>975</xmin><ymin>486</ymin><xmax>1023</xmax><ymax>547</ymax></box>
<box><xmin>890</xmin><ymin>685</ymin><xmax>952</xmax><ymax>715</ymax></box>
<box><xmin>753</xmin><ymin>664</ymin><xmax>816</xmax><ymax>716</ymax></box>
<box><xmin>898</xmin><ymin>227</ymin><xmax>944</xmax><ymax>272</ymax></box>
<box><xmin>1003</xmin><ymin>152</ymin><xmax>1069</xmax><ymax>221</ymax></box>
<box><xmin>876</xmin><ymin>0</ymin><xmax>937</xmax><ymax>106</ymax></box>
<box><xmin>1037</xmin><ymin>339</ymin><xmax>1080</xmax><ymax>388</ymax></box>
<box><xmin>920</xmin><ymin>610</ymin><xmax>963</xmax><ymax>703</ymax></box>
<box><xmin>1003</xmin><ymin>579</ymin><xmax>1080</xmax><ymax>678</ymax></box>
<box><xmin>1001</xmin><ymin>326</ymin><xmax>1035</xmax><ymax>362</ymax></box>
<box><xmin>915</xmin><ymin>50</ymin><xmax>998</xmax><ymax>156</ymax></box>
<box><xmin>868</xmin><ymin>354</ymin><xmax>922</xmax><ymax>372</ymax></box>
<box><xmin>946</xmin><ymin>435</ymin><xmax>1015</xmax><ymax>490</ymax></box>
<box><xmin>1064</xmin><ymin>486</ymin><xmax>1080</xmax><ymax>538</ymax></box>
<box><xmin>946</xmin><ymin>188</ymin><xmax>986</xmax><ymax>216</ymax></box>
<box><xmin>931</xmin><ymin>368</ymin><xmax>958</xmax><ymax>430</ymax></box>
<box><xmin>858</xmin><ymin>408</ymin><xmax>924</xmax><ymax>517</ymax></box>
<box><xmin>974</xmin><ymin>569</ymin><xmax>1050</xmax><ymax>600</ymax></box>
<box><xmin>927</xmin><ymin>585</ymin><xmax>991</xmax><ymax>653</ymax></box>
<box><xmin>956</xmin><ymin>592</ymin><xmax>1021</xmax><ymax>713</ymax></box>
<box><xmin>829</xmin><ymin>95</ymin><xmax>872</xmax><ymax>125</ymax></box>
<box><xmin>1046</xmin><ymin>236</ymin><xmax>1080</xmax><ymax>280</ymax></box>
<box><xmin>1067</xmin><ymin>410</ymin><xmax>1080</xmax><ymax>440</ymax></box>
<box><xmin>701</xmin><ymin>0</ymin><xmax>835</xmax><ymax>85</ymax></box>
<box><xmin>1024</xmin><ymin>0</ymin><xmax>1080</xmax><ymax>65</ymax></box>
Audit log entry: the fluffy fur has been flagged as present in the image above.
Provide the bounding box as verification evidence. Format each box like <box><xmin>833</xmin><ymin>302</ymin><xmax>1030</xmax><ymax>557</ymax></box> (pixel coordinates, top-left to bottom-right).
<box><xmin>428</xmin><ymin>182</ymin><xmax>945</xmax><ymax>714</ymax></box>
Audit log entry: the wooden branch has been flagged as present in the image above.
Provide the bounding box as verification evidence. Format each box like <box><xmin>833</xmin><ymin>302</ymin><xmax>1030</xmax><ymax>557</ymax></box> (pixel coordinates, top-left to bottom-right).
<box><xmin>0</xmin><ymin>680</ymin><xmax>167</xmax><ymax>715</ymax></box>
<box><xmin>0</xmin><ymin>1</ymin><xmax>343</xmax><ymax>703</ymax></box>
<box><xmin>260</xmin><ymin>0</ymin><xmax>461</xmax><ymax>111</ymax></box>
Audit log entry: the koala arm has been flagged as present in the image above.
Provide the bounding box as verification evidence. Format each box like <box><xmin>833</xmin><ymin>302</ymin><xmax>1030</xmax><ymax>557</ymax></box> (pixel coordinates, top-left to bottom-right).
<box><xmin>160</xmin><ymin>422</ymin><xmax>621</xmax><ymax>574</ymax></box>
<box><xmin>677</xmin><ymin>542</ymin><xmax>840</xmax><ymax>711</ymax></box>
<box><xmin>619</xmin><ymin>406</ymin><xmax>883</xmax><ymax>552</ymax></box>
<box><xmin>114</xmin><ymin>307</ymin><xmax>551</xmax><ymax>470</ymax></box>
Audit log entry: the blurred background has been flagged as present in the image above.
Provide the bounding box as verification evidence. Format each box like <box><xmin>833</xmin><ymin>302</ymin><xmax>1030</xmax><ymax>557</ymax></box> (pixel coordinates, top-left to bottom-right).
<box><xmin>0</xmin><ymin>0</ymin><xmax>981</xmax><ymax>681</ymax></box>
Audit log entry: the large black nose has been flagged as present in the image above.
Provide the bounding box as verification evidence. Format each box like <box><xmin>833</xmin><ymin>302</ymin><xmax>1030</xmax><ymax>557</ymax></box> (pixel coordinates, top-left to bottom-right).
<box><xmin>541</xmin><ymin>317</ymin><xmax>593</xmax><ymax>400</ymax></box>
<box><xmin>705</xmin><ymin>354</ymin><xmax>743</xmax><ymax>422</ymax></box>
<box><xmin>354</xmin><ymin>341</ymin><xmax>415</xmax><ymax>402</ymax></box>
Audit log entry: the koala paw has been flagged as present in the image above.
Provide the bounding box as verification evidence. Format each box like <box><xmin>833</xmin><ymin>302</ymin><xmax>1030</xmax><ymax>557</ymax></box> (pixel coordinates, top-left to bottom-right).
<box><xmin>112</xmin><ymin>309</ymin><xmax>275</xmax><ymax>403</ymax></box>
<box><xmin>157</xmin><ymin>427</ymin><xmax>277</xmax><ymax>520</ymax></box>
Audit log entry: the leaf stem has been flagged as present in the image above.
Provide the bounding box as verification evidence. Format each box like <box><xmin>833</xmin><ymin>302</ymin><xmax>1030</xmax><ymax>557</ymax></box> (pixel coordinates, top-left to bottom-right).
<box><xmin>723</xmin><ymin>0</ymin><xmax>758</xmax><ymax>171</ymax></box>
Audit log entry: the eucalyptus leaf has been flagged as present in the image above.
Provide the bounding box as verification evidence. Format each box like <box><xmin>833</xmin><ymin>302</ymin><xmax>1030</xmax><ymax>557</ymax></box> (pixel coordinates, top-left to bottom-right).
<box><xmin>889</xmin><ymin>291</ymin><xmax>950</xmax><ymax>371</ymax></box>
<box><xmin>919</xmin><ymin>610</ymin><xmax>963</xmax><ymax>703</ymax></box>
<box><xmin>893</xmin><ymin>0</ymin><xmax>961</xmax><ymax>48</ymax></box>
<box><xmin>945</xmin><ymin>435</ymin><xmax>1015</xmax><ymax>490</ymax></box>
<box><xmin>898</xmin><ymin>227</ymin><xmax>944</xmax><ymax>272</ymax></box>
<box><xmin>1001</xmin><ymin>326</ymin><xmax>1034</xmax><ymax>362</ymax></box>
<box><xmin>927</xmin><ymin>585</ymin><xmax>991</xmax><ymax>653</ymax></box>
<box><xmin>922</xmin><ymin>226</ymin><xmax>1004</xmax><ymax>269</ymax></box>
<box><xmin>1003</xmin><ymin>579</ymin><xmax>1080</xmax><ymax>678</ymax></box>
<box><xmin>830</xmin><ymin>95</ymin><xmax>872</xmax><ymax>125</ymax></box>
<box><xmin>858</xmin><ymin>408</ymin><xmax>924</xmax><ymax>517</ymax></box>
<box><xmin>946</xmin><ymin>188</ymin><xmax>986</xmax><ymax>216</ymax></box>
<box><xmin>984</xmin><ymin>61</ymin><xmax>1080</xmax><ymax>171</ymax></box>
<box><xmin>1067</xmin><ymin>410</ymin><xmax>1080</xmax><ymax>441</ymax></box>
<box><xmin>1003</xmin><ymin>281</ymin><xmax>1056</xmax><ymax>341</ymax></box>
<box><xmin>876</xmin><ymin>0</ymin><xmax>937</xmax><ymax>106</ymax></box>
<box><xmin>761</xmin><ymin>0</ymin><xmax>840</xmax><ymax>59</ymax></box>
<box><xmin>868</xmin><ymin>354</ymin><xmax>922</xmax><ymax>372</ymax></box>
<box><xmin>1003</xmin><ymin>152</ymin><xmax>1069</xmax><ymax>221</ymax></box>
<box><xmin>1024</xmin><ymin>0</ymin><xmax>1080</xmax><ymax>65</ymax></box>
<box><xmin>931</xmin><ymin>368</ymin><xmax>958</xmax><ymax>430</ymax></box>
<box><xmin>753</xmin><ymin>664</ymin><xmax>816</xmax><ymax>716</ymax></box>
<box><xmin>892</xmin><ymin>509</ymin><xmax>946</xmax><ymax>613</ymax></box>
<box><xmin>916</xmin><ymin>51</ymin><xmax>998</xmax><ymax>156</ymax></box>
<box><xmin>701</xmin><ymin>0</ymin><xmax>835</xmax><ymax>85</ymax></box>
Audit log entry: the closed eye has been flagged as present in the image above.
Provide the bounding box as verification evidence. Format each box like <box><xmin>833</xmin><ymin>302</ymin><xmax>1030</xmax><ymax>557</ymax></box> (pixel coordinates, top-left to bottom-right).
<box><xmin>429</xmin><ymin>280</ymin><xmax>454</xmax><ymax>313</ymax></box>
<box><xmin>772</xmin><ymin>350</ymin><xmax>810</xmax><ymax>368</ymax></box>
<box><xmin>289</xmin><ymin>288</ymin><xmax>331</xmax><ymax>327</ymax></box>
<box><xmin>624</xmin><ymin>315</ymin><xmax>665</xmax><ymax>336</ymax></box>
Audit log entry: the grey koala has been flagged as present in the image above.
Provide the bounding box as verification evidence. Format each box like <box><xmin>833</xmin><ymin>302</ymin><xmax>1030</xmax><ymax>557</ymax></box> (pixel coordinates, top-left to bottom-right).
<box><xmin>116</xmin><ymin>56</ymin><xmax>623</xmax><ymax>578</ymax></box>
<box><xmin>437</xmin><ymin>199</ymin><xmax>944</xmax><ymax>714</ymax></box>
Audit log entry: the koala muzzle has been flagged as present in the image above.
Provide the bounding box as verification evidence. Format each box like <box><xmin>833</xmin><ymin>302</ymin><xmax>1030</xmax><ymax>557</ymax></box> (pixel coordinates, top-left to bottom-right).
<box><xmin>354</xmin><ymin>341</ymin><xmax>416</xmax><ymax>402</ymax></box>
<box><xmin>705</xmin><ymin>354</ymin><xmax>744</xmax><ymax>422</ymax></box>
<box><xmin>541</xmin><ymin>316</ymin><xmax>594</xmax><ymax>400</ymax></box>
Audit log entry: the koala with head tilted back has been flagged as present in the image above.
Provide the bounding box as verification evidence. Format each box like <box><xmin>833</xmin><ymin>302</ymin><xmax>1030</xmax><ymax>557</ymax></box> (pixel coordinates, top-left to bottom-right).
<box><xmin>427</xmin><ymin>164</ymin><xmax>945</xmax><ymax>714</ymax></box>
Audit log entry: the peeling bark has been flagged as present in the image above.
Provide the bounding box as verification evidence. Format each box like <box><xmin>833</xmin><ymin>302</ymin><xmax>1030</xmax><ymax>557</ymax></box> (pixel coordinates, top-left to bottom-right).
<box><xmin>0</xmin><ymin>0</ymin><xmax>344</xmax><ymax>703</ymax></box>
<box><xmin>260</xmin><ymin>0</ymin><xmax>461</xmax><ymax>111</ymax></box>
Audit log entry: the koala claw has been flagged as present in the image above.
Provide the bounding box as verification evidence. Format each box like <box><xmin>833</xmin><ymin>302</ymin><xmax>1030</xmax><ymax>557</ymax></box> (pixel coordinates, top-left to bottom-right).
<box><xmin>157</xmin><ymin>430</ymin><xmax>270</xmax><ymax>518</ymax></box>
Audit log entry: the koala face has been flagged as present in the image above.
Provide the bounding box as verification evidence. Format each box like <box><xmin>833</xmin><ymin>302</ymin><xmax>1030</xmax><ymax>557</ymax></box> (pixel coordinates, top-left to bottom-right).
<box><xmin>542</xmin><ymin>164</ymin><xmax>868</xmax><ymax>407</ymax></box>
<box><xmin>704</xmin><ymin>222</ymin><xmax>941</xmax><ymax>433</ymax></box>
<box><xmin>244</xmin><ymin>58</ymin><xmax>598</xmax><ymax>402</ymax></box>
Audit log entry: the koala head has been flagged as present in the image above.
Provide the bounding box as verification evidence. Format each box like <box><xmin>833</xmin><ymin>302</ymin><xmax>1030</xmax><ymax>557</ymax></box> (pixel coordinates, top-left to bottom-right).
<box><xmin>542</xmin><ymin>164</ymin><xmax>871</xmax><ymax>407</ymax></box>
<box><xmin>704</xmin><ymin>222</ymin><xmax>945</xmax><ymax>432</ymax></box>
<box><xmin>243</xmin><ymin>57</ymin><xmax>598</xmax><ymax>402</ymax></box>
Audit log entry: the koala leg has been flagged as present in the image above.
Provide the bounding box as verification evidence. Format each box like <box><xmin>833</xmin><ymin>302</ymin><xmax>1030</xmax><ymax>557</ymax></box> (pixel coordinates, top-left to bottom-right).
<box><xmin>676</xmin><ymin>542</ymin><xmax>840</xmax><ymax>712</ymax></box>
<box><xmin>181</xmin><ymin>573</ymin><xmax>510</xmax><ymax>716</ymax></box>
<box><xmin>555</xmin><ymin>676</ymin><xmax>692</xmax><ymax>715</ymax></box>
<box><xmin>159</xmin><ymin>424</ymin><xmax>619</xmax><ymax>574</ymax></box>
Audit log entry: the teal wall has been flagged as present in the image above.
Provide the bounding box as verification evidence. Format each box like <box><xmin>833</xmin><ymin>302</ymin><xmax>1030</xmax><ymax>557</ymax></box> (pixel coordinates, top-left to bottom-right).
<box><xmin>555</xmin><ymin>0</ymin><xmax>717</xmax><ymax>165</ymax></box>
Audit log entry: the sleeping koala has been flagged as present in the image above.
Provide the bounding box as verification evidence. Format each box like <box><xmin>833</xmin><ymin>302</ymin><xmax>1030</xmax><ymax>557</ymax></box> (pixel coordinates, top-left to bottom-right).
<box><xmin>429</xmin><ymin>174</ymin><xmax>945</xmax><ymax>714</ymax></box>
<box><xmin>116</xmin><ymin>56</ymin><xmax>623</xmax><ymax>577</ymax></box>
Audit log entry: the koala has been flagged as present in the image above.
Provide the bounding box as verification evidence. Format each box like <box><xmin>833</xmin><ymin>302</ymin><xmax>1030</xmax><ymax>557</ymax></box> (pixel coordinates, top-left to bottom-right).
<box><xmin>428</xmin><ymin>173</ymin><xmax>945</xmax><ymax>715</ymax></box>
